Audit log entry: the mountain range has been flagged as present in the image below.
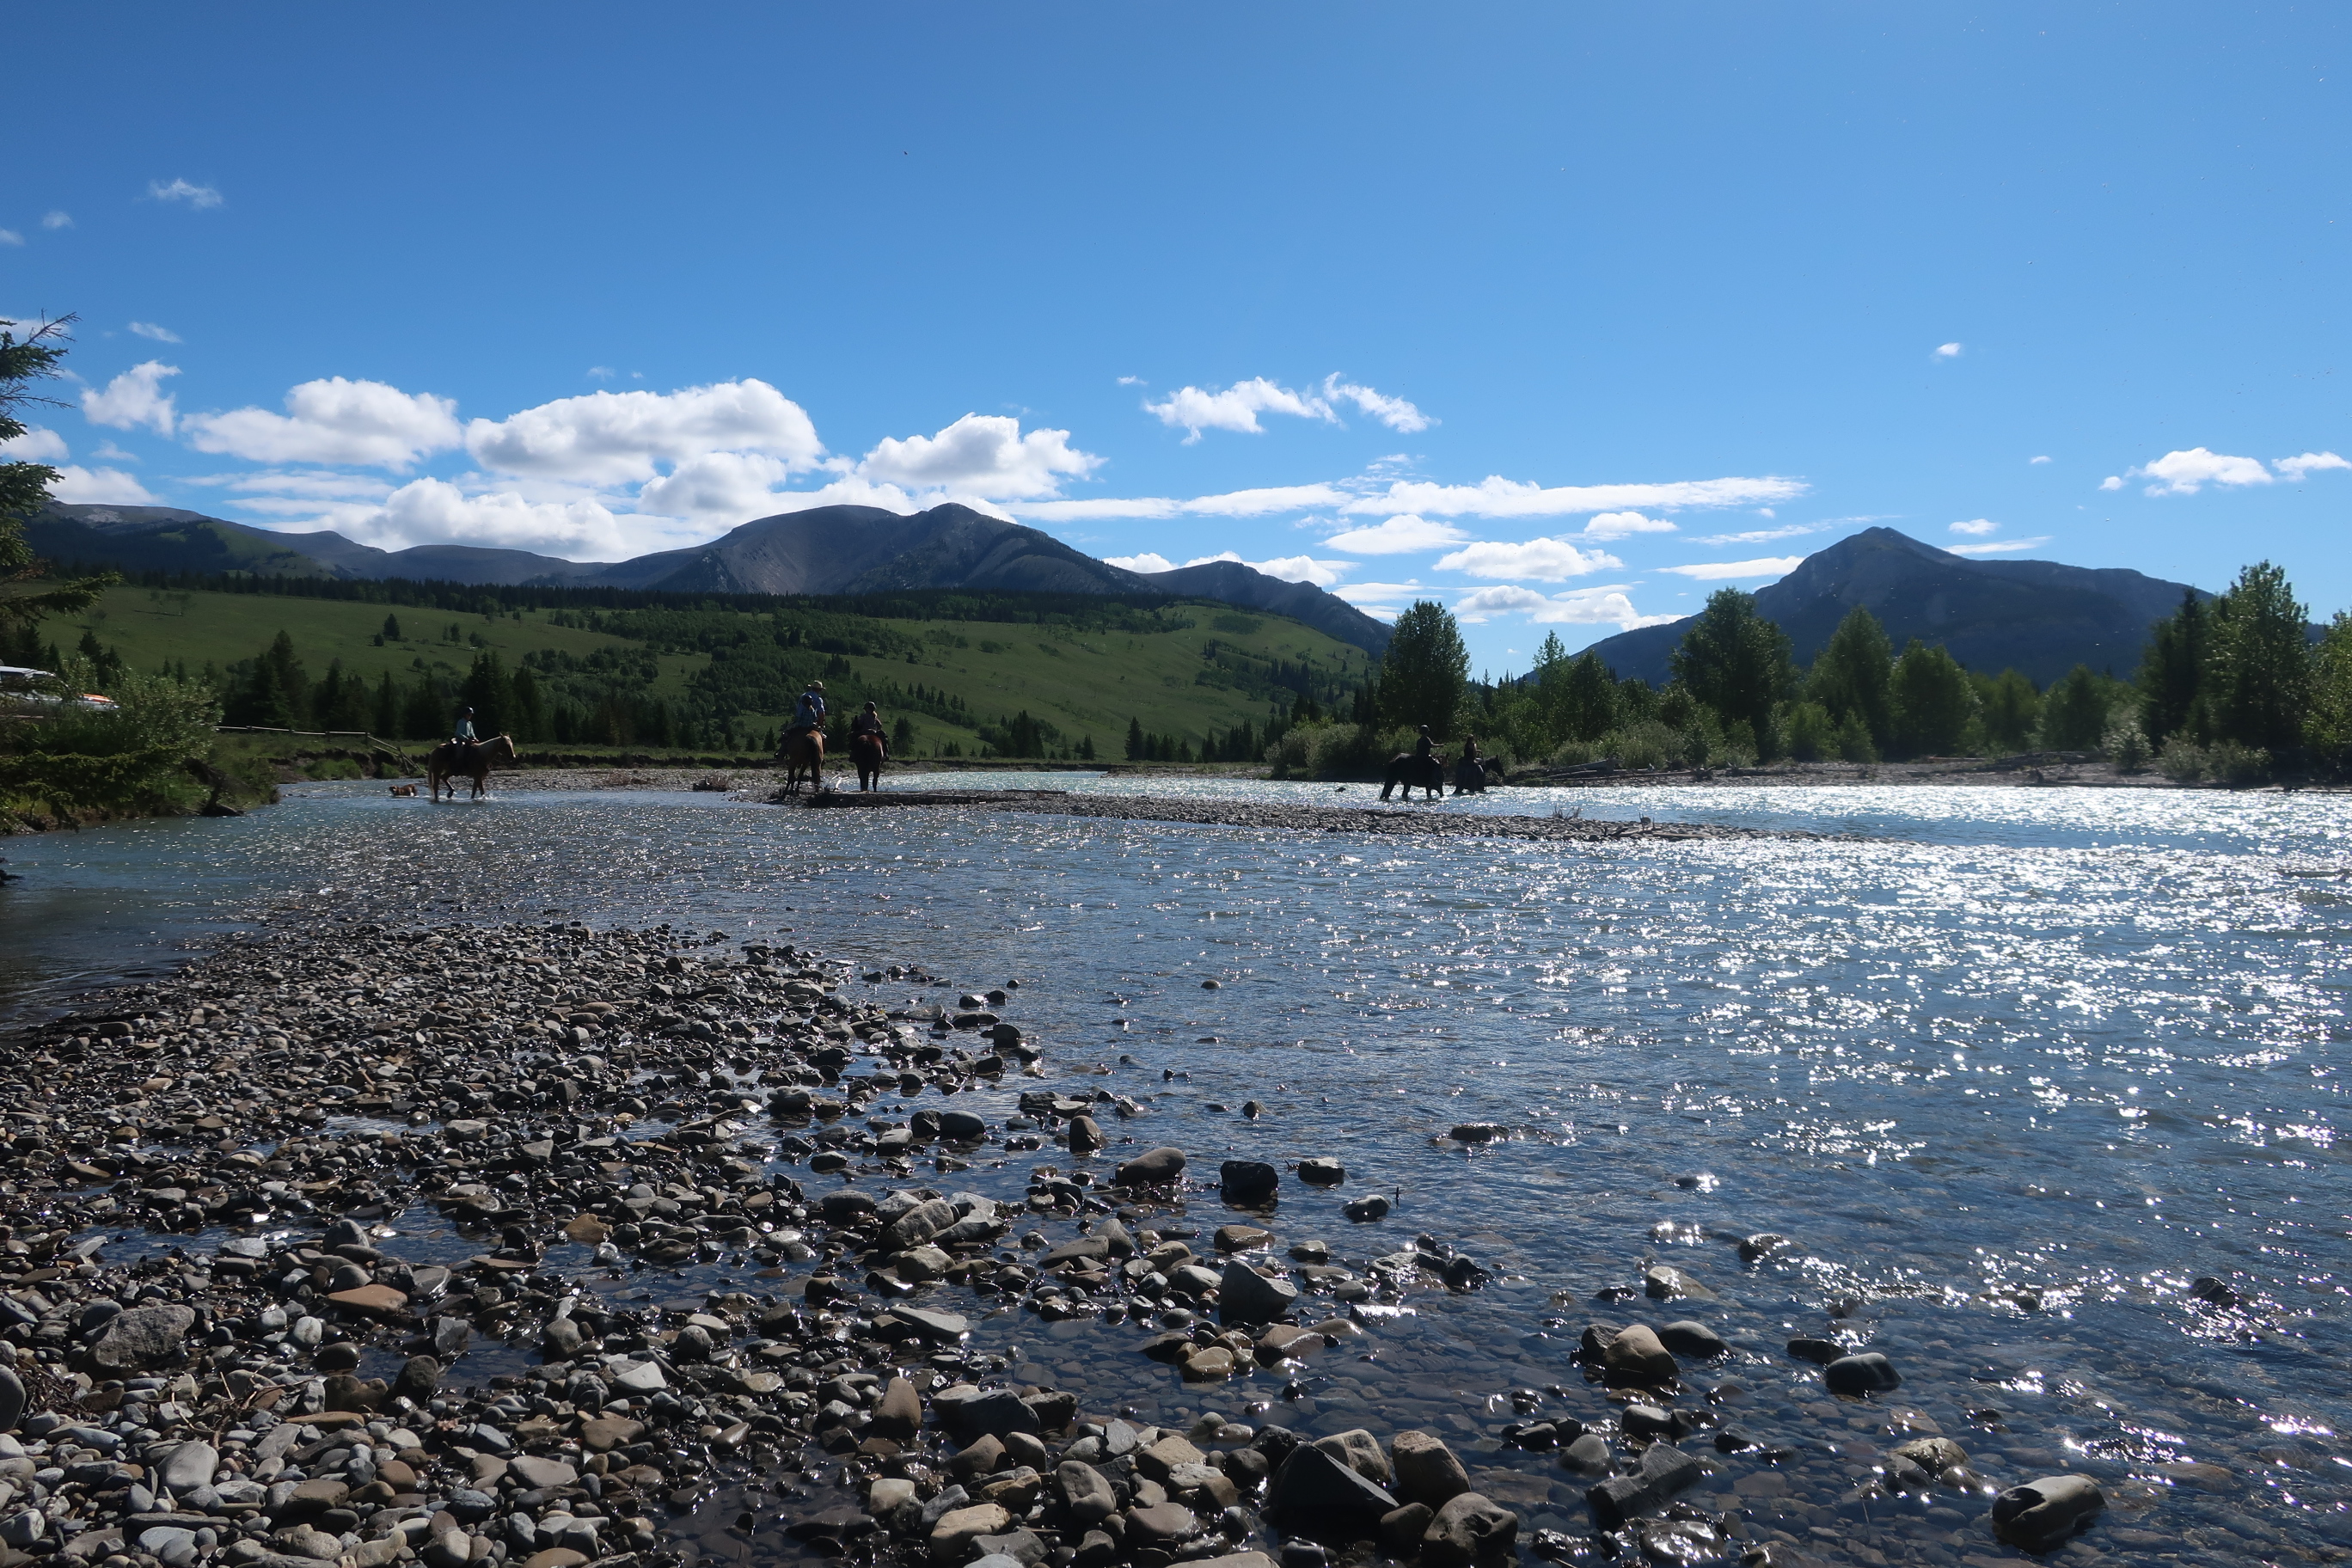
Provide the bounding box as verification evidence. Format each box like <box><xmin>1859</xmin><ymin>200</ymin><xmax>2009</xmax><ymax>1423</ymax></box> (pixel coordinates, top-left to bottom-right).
<box><xmin>28</xmin><ymin>501</ymin><xmax>1394</xmax><ymax>654</ymax></box>
<box><xmin>1583</xmin><ymin>527</ymin><xmax>2202</xmax><ymax>687</ymax></box>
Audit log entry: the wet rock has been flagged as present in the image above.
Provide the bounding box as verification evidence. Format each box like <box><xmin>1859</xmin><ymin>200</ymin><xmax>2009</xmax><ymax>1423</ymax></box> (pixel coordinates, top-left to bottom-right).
<box><xmin>1127</xmin><ymin>1501</ymin><xmax>1197</xmax><ymax>1546</ymax></box>
<box><xmin>393</xmin><ymin>1354</ymin><xmax>442</xmax><ymax>1403</ymax></box>
<box><xmin>1587</xmin><ymin>1442</ymin><xmax>1705</xmax><ymax>1528</ymax></box>
<box><xmin>1891</xmin><ymin>1437</ymin><xmax>1969</xmax><ymax>1475</ymax></box>
<box><xmin>1390</xmin><ymin>1430</ymin><xmax>1471</xmax><ymax>1508</ymax></box>
<box><xmin>1643</xmin><ymin>1265</ymin><xmax>1712</xmax><ymax>1300</ymax></box>
<box><xmin>159</xmin><ymin>1440</ymin><xmax>219</xmax><ymax>1491</ymax></box>
<box><xmin>1823</xmin><ymin>1352</ymin><xmax>1900</xmax><ymax>1395</ymax></box>
<box><xmin>1298</xmin><ymin>1157</ymin><xmax>1345</xmax><ymax>1185</ymax></box>
<box><xmin>1315</xmin><ymin>1429</ymin><xmax>1393</xmax><ymax>1486</ymax></box>
<box><xmin>1421</xmin><ymin>1492</ymin><xmax>1517</xmax><ymax>1565</ymax></box>
<box><xmin>1342</xmin><ymin>1194</ymin><xmax>1391</xmax><ymax>1222</ymax></box>
<box><xmin>930</xmin><ymin>1502</ymin><xmax>1014</xmax><ymax>1564</ymax></box>
<box><xmin>1600</xmin><ymin>1323</ymin><xmax>1679</xmax><ymax>1387</ymax></box>
<box><xmin>1559</xmin><ymin>1433</ymin><xmax>1612</xmax><ymax>1475</ymax></box>
<box><xmin>510</xmin><ymin>1455</ymin><xmax>578</xmax><ymax>1491</ymax></box>
<box><xmin>542</xmin><ymin>1317</ymin><xmax>585</xmax><ymax>1361</ymax></box>
<box><xmin>1785</xmin><ymin>1335</ymin><xmax>1842</xmax><ymax>1364</ymax></box>
<box><xmin>1656</xmin><ymin>1320</ymin><xmax>1727</xmax><ymax>1358</ymax></box>
<box><xmin>0</xmin><ymin>1366</ymin><xmax>20</xmax><ymax>1433</ymax></box>
<box><xmin>873</xmin><ymin>1376</ymin><xmax>923</xmax><ymax>1439</ymax></box>
<box><xmin>89</xmin><ymin>1303</ymin><xmax>195</xmax><ymax>1371</ymax></box>
<box><xmin>1990</xmin><ymin>1474</ymin><xmax>2104</xmax><ymax>1551</ymax></box>
<box><xmin>1267</xmin><ymin>1441</ymin><xmax>1399</xmax><ymax>1522</ymax></box>
<box><xmin>1059</xmin><ymin>1461</ymin><xmax>1118</xmax><ymax>1526</ymax></box>
<box><xmin>1220</xmin><ymin>1259</ymin><xmax>1300</xmax><ymax>1324</ymax></box>
<box><xmin>1067</xmin><ymin>1115</ymin><xmax>1105</xmax><ymax>1152</ymax></box>
<box><xmin>1380</xmin><ymin>1503</ymin><xmax>1434</xmax><ymax>1553</ymax></box>
<box><xmin>1221</xmin><ymin>1160</ymin><xmax>1279</xmax><ymax>1204</ymax></box>
<box><xmin>1118</xmin><ymin>1146</ymin><xmax>1186</xmax><ymax>1185</ymax></box>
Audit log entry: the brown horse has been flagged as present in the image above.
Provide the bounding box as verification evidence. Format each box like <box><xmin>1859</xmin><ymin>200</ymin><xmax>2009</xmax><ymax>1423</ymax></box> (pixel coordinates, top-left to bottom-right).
<box><xmin>1379</xmin><ymin>750</ymin><xmax>1448</xmax><ymax>802</ymax></box>
<box><xmin>427</xmin><ymin>734</ymin><xmax>516</xmax><ymax>800</ymax></box>
<box><xmin>849</xmin><ymin>732</ymin><xmax>886</xmax><ymax>791</ymax></box>
<box><xmin>777</xmin><ymin>728</ymin><xmax>828</xmax><ymax>795</ymax></box>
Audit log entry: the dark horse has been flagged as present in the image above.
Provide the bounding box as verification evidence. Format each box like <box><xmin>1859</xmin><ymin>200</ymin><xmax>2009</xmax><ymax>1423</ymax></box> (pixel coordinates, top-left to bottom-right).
<box><xmin>427</xmin><ymin>734</ymin><xmax>516</xmax><ymax>800</ymax></box>
<box><xmin>1452</xmin><ymin>754</ymin><xmax>1508</xmax><ymax>794</ymax></box>
<box><xmin>776</xmin><ymin>729</ymin><xmax>828</xmax><ymax>795</ymax></box>
<box><xmin>849</xmin><ymin>733</ymin><xmax>886</xmax><ymax>791</ymax></box>
<box><xmin>1380</xmin><ymin>751</ymin><xmax>1448</xmax><ymax>802</ymax></box>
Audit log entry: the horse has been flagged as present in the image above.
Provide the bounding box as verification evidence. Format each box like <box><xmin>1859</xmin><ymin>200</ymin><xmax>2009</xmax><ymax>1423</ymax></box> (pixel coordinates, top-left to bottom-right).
<box><xmin>1451</xmin><ymin>755</ymin><xmax>1508</xmax><ymax>794</ymax></box>
<box><xmin>1380</xmin><ymin>750</ymin><xmax>1449</xmax><ymax>802</ymax></box>
<box><xmin>849</xmin><ymin>732</ymin><xmax>886</xmax><ymax>792</ymax></box>
<box><xmin>427</xmin><ymin>734</ymin><xmax>516</xmax><ymax>800</ymax></box>
<box><xmin>777</xmin><ymin>728</ymin><xmax>828</xmax><ymax>795</ymax></box>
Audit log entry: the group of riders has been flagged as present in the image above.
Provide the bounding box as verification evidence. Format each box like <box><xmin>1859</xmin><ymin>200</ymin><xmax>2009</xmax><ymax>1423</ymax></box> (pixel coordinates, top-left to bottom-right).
<box><xmin>442</xmin><ymin>678</ymin><xmax>888</xmax><ymax>769</ymax></box>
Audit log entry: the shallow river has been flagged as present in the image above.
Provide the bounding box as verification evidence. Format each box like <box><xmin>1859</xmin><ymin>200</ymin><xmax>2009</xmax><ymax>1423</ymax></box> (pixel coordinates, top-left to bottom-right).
<box><xmin>3</xmin><ymin>775</ymin><xmax>2348</xmax><ymax>1562</ymax></box>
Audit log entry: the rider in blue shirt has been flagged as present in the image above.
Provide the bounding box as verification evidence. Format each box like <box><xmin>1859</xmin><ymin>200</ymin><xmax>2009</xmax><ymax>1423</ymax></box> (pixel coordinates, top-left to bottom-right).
<box><xmin>787</xmin><ymin>681</ymin><xmax>827</xmax><ymax>738</ymax></box>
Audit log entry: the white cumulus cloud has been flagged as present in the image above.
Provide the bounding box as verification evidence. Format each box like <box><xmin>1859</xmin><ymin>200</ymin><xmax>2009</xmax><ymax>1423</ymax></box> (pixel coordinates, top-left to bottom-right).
<box><xmin>48</xmin><ymin>466</ymin><xmax>156</xmax><ymax>505</ymax></box>
<box><xmin>1948</xmin><ymin>518</ymin><xmax>2000</xmax><ymax>536</ymax></box>
<box><xmin>1454</xmin><ymin>584</ymin><xmax>1670</xmax><ymax>629</ymax></box>
<box><xmin>149</xmin><ymin>178</ymin><xmax>223</xmax><ymax>208</ymax></box>
<box><xmin>128</xmin><ymin>322</ymin><xmax>181</xmax><ymax>343</ymax></box>
<box><xmin>1015</xmin><ymin>483</ymin><xmax>1351</xmax><ymax>523</ymax></box>
<box><xmin>187</xmin><ymin>377</ymin><xmax>461</xmax><ymax>469</ymax></box>
<box><xmin>1105</xmin><ymin>552</ymin><xmax>1175</xmax><ymax>573</ymax></box>
<box><xmin>468</xmin><ymin>379</ymin><xmax>820</xmax><ymax>486</ymax></box>
<box><xmin>0</xmin><ymin>426</ymin><xmax>69</xmax><ymax>462</ymax></box>
<box><xmin>1935</xmin><ymin>342</ymin><xmax>1963</xmax><ymax>358</ymax></box>
<box><xmin>2128</xmin><ymin>447</ymin><xmax>2272</xmax><ymax>495</ymax></box>
<box><xmin>855</xmin><ymin>413</ymin><xmax>1099</xmax><ymax>499</ymax></box>
<box><xmin>1657</xmin><ymin>556</ymin><xmax>1803</xmax><ymax>581</ymax></box>
<box><xmin>1143</xmin><ymin>377</ymin><xmax>1332</xmax><ymax>442</ymax></box>
<box><xmin>1343</xmin><ymin>473</ymin><xmax>1805</xmax><ymax>518</ymax></box>
<box><xmin>1433</xmin><ymin>536</ymin><xmax>1622</xmax><ymax>580</ymax></box>
<box><xmin>82</xmin><ymin>361</ymin><xmax>180</xmax><ymax>435</ymax></box>
<box><xmin>1322</xmin><ymin>514</ymin><xmax>1473</xmax><ymax>554</ymax></box>
<box><xmin>2274</xmin><ymin>450</ymin><xmax>2349</xmax><ymax>483</ymax></box>
<box><xmin>331</xmin><ymin>478</ymin><xmax>653</xmax><ymax>558</ymax></box>
<box><xmin>2029</xmin><ymin>455</ymin><xmax>2052</xmax><ymax>464</ymax></box>
<box><xmin>634</xmin><ymin>450</ymin><xmax>802</xmax><ymax>525</ymax></box>
<box><xmin>1321</xmin><ymin>376</ymin><xmax>1431</xmax><ymax>433</ymax></box>
<box><xmin>1579</xmin><ymin>511</ymin><xmax>1675</xmax><ymax>541</ymax></box>
<box><xmin>1128</xmin><ymin>550</ymin><xmax>1351</xmax><ymax>587</ymax></box>
<box><xmin>1949</xmin><ymin>536</ymin><xmax>2052</xmax><ymax>556</ymax></box>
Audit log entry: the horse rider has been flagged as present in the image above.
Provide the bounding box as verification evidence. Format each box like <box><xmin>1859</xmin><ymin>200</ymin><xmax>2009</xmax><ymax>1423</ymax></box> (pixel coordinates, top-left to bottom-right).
<box><xmin>1414</xmin><ymin>724</ymin><xmax>1436</xmax><ymax>763</ymax></box>
<box><xmin>848</xmin><ymin>699</ymin><xmax>888</xmax><ymax>760</ymax></box>
<box><xmin>1461</xmin><ymin>732</ymin><xmax>1483</xmax><ymax>769</ymax></box>
<box><xmin>451</xmin><ymin>706</ymin><xmax>481</xmax><ymax>767</ymax></box>
<box><xmin>784</xmin><ymin>680</ymin><xmax>827</xmax><ymax>744</ymax></box>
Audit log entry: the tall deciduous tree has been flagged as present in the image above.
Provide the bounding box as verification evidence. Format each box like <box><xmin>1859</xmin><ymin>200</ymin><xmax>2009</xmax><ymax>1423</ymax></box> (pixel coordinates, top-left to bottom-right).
<box><xmin>2206</xmin><ymin>561</ymin><xmax>2310</xmax><ymax>753</ymax></box>
<box><xmin>2037</xmin><ymin>665</ymin><xmax>2111</xmax><ymax>750</ymax></box>
<box><xmin>2307</xmin><ymin>613</ymin><xmax>2352</xmax><ymax>769</ymax></box>
<box><xmin>1889</xmin><ymin>640</ymin><xmax>1978</xmax><ymax>756</ymax></box>
<box><xmin>1</xmin><ymin>316</ymin><xmax>117</xmax><ymax>642</ymax></box>
<box><xmin>1805</xmin><ymin>605</ymin><xmax>1895</xmax><ymax>750</ymax></box>
<box><xmin>1379</xmin><ymin>601</ymin><xmax>1471</xmax><ymax>738</ymax></box>
<box><xmin>1979</xmin><ymin>669</ymin><xmax>2041</xmax><ymax>753</ymax></box>
<box><xmin>1669</xmin><ymin>588</ymin><xmax>1794</xmax><ymax>753</ymax></box>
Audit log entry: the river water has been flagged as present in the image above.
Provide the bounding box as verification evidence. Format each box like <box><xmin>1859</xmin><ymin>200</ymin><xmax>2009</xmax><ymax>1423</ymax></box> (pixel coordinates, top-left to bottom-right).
<box><xmin>3</xmin><ymin>775</ymin><xmax>2348</xmax><ymax>1562</ymax></box>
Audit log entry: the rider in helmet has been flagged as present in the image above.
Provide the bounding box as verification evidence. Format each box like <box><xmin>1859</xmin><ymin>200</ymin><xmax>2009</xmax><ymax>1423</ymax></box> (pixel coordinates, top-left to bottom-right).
<box><xmin>452</xmin><ymin>706</ymin><xmax>480</xmax><ymax>766</ymax></box>
<box><xmin>1414</xmin><ymin>723</ymin><xmax>1436</xmax><ymax>762</ymax></box>
<box><xmin>848</xmin><ymin>699</ymin><xmax>888</xmax><ymax>760</ymax></box>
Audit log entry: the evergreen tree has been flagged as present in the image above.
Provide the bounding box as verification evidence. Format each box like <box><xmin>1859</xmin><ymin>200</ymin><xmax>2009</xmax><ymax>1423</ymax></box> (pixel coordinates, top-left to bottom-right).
<box><xmin>1889</xmin><ymin>640</ymin><xmax>1977</xmax><ymax>756</ymax></box>
<box><xmin>2037</xmin><ymin>665</ymin><xmax>2111</xmax><ymax>750</ymax></box>
<box><xmin>1669</xmin><ymin>588</ymin><xmax>1795</xmax><ymax>754</ymax></box>
<box><xmin>1979</xmin><ymin>669</ymin><xmax>2041</xmax><ymax>753</ymax></box>
<box><xmin>260</xmin><ymin>631</ymin><xmax>309</xmax><ymax>726</ymax></box>
<box><xmin>1076</xmin><ymin>732</ymin><xmax>1094</xmax><ymax>761</ymax></box>
<box><xmin>1378</xmin><ymin>601</ymin><xmax>1469</xmax><ymax>738</ymax></box>
<box><xmin>460</xmin><ymin>651</ymin><xmax>514</xmax><ymax>736</ymax></box>
<box><xmin>372</xmin><ymin>672</ymin><xmax>400</xmax><ymax>738</ymax></box>
<box><xmin>1806</xmin><ymin>605</ymin><xmax>1895</xmax><ymax>750</ymax></box>
<box><xmin>2206</xmin><ymin>561</ymin><xmax>2310</xmax><ymax>752</ymax></box>
<box><xmin>382</xmin><ymin>613</ymin><xmax>403</xmax><ymax>641</ymax></box>
<box><xmin>1</xmin><ymin>315</ymin><xmax>118</xmax><ymax>644</ymax></box>
<box><xmin>2135</xmin><ymin>590</ymin><xmax>2208</xmax><ymax>747</ymax></box>
<box><xmin>1125</xmin><ymin>716</ymin><xmax>1145</xmax><ymax>761</ymax></box>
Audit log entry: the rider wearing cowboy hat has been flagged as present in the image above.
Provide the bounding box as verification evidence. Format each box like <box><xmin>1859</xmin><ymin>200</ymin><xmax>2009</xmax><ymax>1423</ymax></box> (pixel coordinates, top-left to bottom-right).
<box><xmin>787</xmin><ymin>680</ymin><xmax>827</xmax><ymax>739</ymax></box>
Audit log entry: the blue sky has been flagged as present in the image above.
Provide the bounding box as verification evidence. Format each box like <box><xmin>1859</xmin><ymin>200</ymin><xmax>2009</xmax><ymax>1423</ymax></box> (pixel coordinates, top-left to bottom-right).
<box><xmin>6</xmin><ymin>3</ymin><xmax>2347</xmax><ymax>673</ymax></box>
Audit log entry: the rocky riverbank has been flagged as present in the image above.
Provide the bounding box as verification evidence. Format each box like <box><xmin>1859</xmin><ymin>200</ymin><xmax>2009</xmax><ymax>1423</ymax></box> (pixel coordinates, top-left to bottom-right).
<box><xmin>0</xmin><ymin>920</ymin><xmax>2128</xmax><ymax>1568</ymax></box>
<box><xmin>789</xmin><ymin>792</ymin><xmax>1786</xmax><ymax>845</ymax></box>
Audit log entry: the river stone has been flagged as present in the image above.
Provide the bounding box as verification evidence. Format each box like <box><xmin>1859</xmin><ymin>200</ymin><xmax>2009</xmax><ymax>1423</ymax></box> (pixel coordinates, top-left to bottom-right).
<box><xmin>1421</xmin><ymin>1492</ymin><xmax>1517</xmax><ymax>1566</ymax></box>
<box><xmin>1066</xmin><ymin>1115</ymin><xmax>1105</xmax><ymax>1152</ymax></box>
<box><xmin>1267</xmin><ymin>1441</ymin><xmax>1399</xmax><ymax>1520</ymax></box>
<box><xmin>0</xmin><ymin>1366</ymin><xmax>20</xmax><ymax>1432</ymax></box>
<box><xmin>1601</xmin><ymin>1324</ymin><xmax>1679</xmax><ymax>1387</ymax></box>
<box><xmin>1126</xmin><ymin>1502</ymin><xmax>1197</xmax><ymax>1544</ymax></box>
<box><xmin>1220</xmin><ymin>1259</ymin><xmax>1299</xmax><ymax>1324</ymax></box>
<box><xmin>1118</xmin><ymin>1146</ymin><xmax>1186</xmax><ymax>1186</ymax></box>
<box><xmin>884</xmin><ymin>1198</ymin><xmax>959</xmax><ymax>1251</ymax></box>
<box><xmin>1587</xmin><ymin>1442</ymin><xmax>1704</xmax><ymax>1528</ymax></box>
<box><xmin>542</xmin><ymin>1316</ymin><xmax>585</xmax><ymax>1360</ymax></box>
<box><xmin>1314</xmin><ymin>1429</ymin><xmax>1393</xmax><ymax>1486</ymax></box>
<box><xmin>928</xmin><ymin>1503</ymin><xmax>1013</xmax><ymax>1564</ymax></box>
<box><xmin>1390</xmin><ymin>1430</ymin><xmax>1470</xmax><ymax>1508</ymax></box>
<box><xmin>1341</xmin><ymin>1194</ymin><xmax>1391</xmax><ymax>1222</ymax></box>
<box><xmin>394</xmin><ymin>1355</ymin><xmax>442</xmax><ymax>1404</ymax></box>
<box><xmin>873</xmin><ymin>1377</ymin><xmax>922</xmax><ymax>1439</ymax></box>
<box><xmin>1057</xmin><ymin>1461</ymin><xmax>1117</xmax><ymax>1526</ymax></box>
<box><xmin>1991</xmin><ymin>1475</ymin><xmax>2104</xmax><ymax>1551</ymax></box>
<box><xmin>510</xmin><ymin>1455</ymin><xmax>578</xmax><ymax>1491</ymax></box>
<box><xmin>955</xmin><ymin>1388</ymin><xmax>1041</xmax><ymax>1437</ymax></box>
<box><xmin>1298</xmin><ymin>1157</ymin><xmax>1345</xmax><ymax>1185</ymax></box>
<box><xmin>1892</xmin><ymin>1437</ymin><xmax>1969</xmax><ymax>1474</ymax></box>
<box><xmin>1656</xmin><ymin>1320</ymin><xmax>1727</xmax><ymax>1358</ymax></box>
<box><xmin>1188</xmin><ymin>1556</ymin><xmax>1276</xmax><ymax>1568</ymax></box>
<box><xmin>159</xmin><ymin>1440</ymin><xmax>220</xmax><ymax>1491</ymax></box>
<box><xmin>90</xmin><ymin>1304</ymin><xmax>195</xmax><ymax>1371</ymax></box>
<box><xmin>1824</xmin><ymin>1352</ymin><xmax>1901</xmax><ymax>1395</ymax></box>
<box><xmin>1220</xmin><ymin>1160</ymin><xmax>1278</xmax><ymax>1204</ymax></box>
<box><xmin>1559</xmin><ymin>1433</ymin><xmax>1612</xmax><ymax>1474</ymax></box>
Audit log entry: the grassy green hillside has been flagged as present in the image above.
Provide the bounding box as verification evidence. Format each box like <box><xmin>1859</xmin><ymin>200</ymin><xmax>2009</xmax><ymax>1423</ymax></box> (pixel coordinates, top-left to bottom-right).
<box><xmin>51</xmin><ymin>582</ymin><xmax>1368</xmax><ymax>760</ymax></box>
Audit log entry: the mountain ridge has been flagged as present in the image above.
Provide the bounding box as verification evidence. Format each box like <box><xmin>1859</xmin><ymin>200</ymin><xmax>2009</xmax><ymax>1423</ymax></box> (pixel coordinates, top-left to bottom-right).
<box><xmin>1583</xmin><ymin>527</ymin><xmax>2205</xmax><ymax>686</ymax></box>
<box><xmin>28</xmin><ymin>500</ymin><xmax>1394</xmax><ymax>654</ymax></box>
